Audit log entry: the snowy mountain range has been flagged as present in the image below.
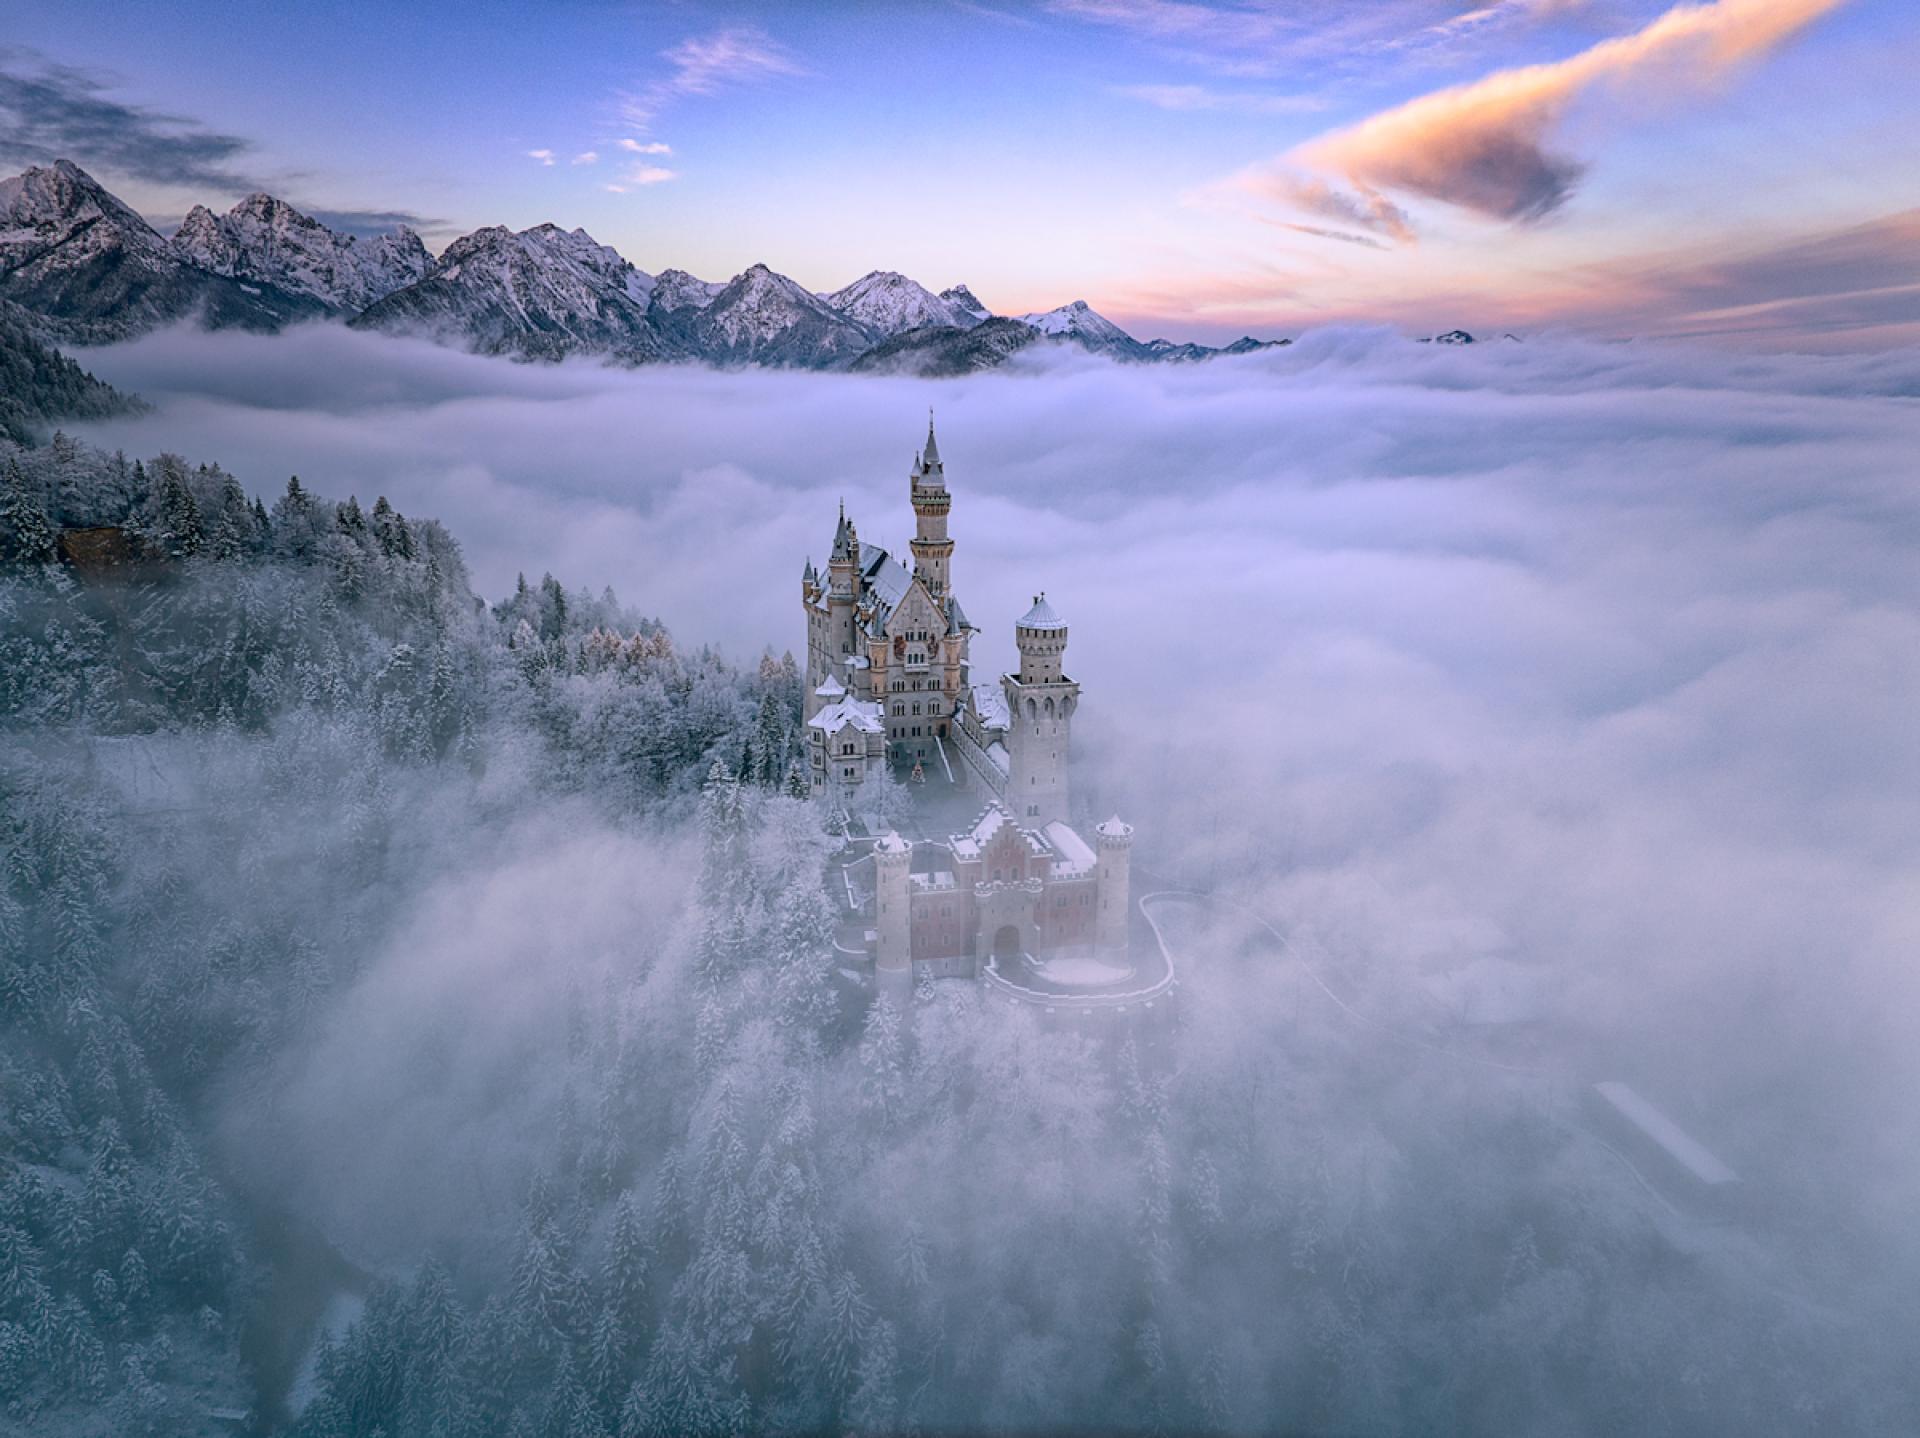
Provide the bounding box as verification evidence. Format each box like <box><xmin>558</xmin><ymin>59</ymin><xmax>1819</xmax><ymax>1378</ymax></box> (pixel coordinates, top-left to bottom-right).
<box><xmin>173</xmin><ymin>192</ymin><xmax>431</xmax><ymax>312</ymax></box>
<box><xmin>0</xmin><ymin>160</ymin><xmax>1297</xmax><ymax>372</ymax></box>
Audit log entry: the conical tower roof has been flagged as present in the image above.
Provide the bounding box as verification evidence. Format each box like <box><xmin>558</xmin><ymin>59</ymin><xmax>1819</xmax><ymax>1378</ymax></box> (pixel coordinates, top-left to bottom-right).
<box><xmin>1018</xmin><ymin>592</ymin><xmax>1066</xmax><ymax>631</ymax></box>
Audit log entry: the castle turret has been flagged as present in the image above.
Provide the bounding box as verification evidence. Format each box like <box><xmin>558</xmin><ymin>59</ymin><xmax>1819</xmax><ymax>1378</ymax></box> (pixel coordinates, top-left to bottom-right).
<box><xmin>1003</xmin><ymin>593</ymin><xmax>1078</xmax><ymax>826</ymax></box>
<box><xmin>826</xmin><ymin>502</ymin><xmax>860</xmax><ymax>673</ymax></box>
<box><xmin>909</xmin><ymin>413</ymin><xmax>954</xmax><ymax>600</ymax></box>
<box><xmin>873</xmin><ymin>830</ymin><xmax>914</xmax><ymax>1005</ymax></box>
<box><xmin>1094</xmin><ymin>815</ymin><xmax>1134</xmax><ymax>957</ymax></box>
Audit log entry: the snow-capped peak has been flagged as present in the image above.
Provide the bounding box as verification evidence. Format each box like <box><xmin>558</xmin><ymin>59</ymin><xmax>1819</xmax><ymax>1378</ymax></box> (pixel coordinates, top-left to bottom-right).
<box><xmin>1</xmin><ymin>159</ymin><xmax>163</xmax><ymax>249</ymax></box>
<box><xmin>939</xmin><ymin>284</ymin><xmax>990</xmax><ymax>322</ymax></box>
<box><xmin>824</xmin><ymin>270</ymin><xmax>982</xmax><ymax>335</ymax></box>
<box><xmin>650</xmin><ymin>268</ymin><xmax>724</xmax><ymax>313</ymax></box>
<box><xmin>169</xmin><ymin>190</ymin><xmax>429</xmax><ymax>311</ymax></box>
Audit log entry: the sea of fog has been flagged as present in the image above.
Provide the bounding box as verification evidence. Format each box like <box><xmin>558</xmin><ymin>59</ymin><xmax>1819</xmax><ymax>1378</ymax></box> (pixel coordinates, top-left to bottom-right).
<box><xmin>67</xmin><ymin>320</ymin><xmax>1920</xmax><ymax>1264</ymax></box>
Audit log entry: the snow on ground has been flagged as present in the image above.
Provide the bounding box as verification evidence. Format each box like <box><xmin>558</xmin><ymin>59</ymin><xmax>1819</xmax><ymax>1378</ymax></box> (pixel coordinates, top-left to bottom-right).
<box><xmin>1033</xmin><ymin>954</ymin><xmax>1133</xmax><ymax>988</ymax></box>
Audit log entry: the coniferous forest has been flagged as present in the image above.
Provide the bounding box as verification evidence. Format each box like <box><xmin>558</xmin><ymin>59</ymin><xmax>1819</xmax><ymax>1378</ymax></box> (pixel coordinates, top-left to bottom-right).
<box><xmin>2</xmin><ymin>429</ymin><xmax>1915</xmax><ymax>1438</ymax></box>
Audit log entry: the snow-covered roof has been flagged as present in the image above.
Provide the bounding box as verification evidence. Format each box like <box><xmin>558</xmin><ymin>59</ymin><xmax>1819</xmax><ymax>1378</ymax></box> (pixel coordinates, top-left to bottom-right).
<box><xmin>985</xmin><ymin>740</ymin><xmax>1010</xmax><ymax>776</ymax></box>
<box><xmin>807</xmin><ymin>696</ymin><xmax>883</xmax><ymax>734</ymax></box>
<box><xmin>862</xmin><ymin>546</ymin><xmax>911</xmax><ymax>612</ymax></box>
<box><xmin>1043</xmin><ymin>821</ymin><xmax>1096</xmax><ymax>875</ymax></box>
<box><xmin>1094</xmin><ymin>815</ymin><xmax>1133</xmax><ymax>840</ymax></box>
<box><xmin>813</xmin><ymin>674</ymin><xmax>846</xmax><ymax>699</ymax></box>
<box><xmin>970</xmin><ymin>682</ymin><xmax>1009</xmax><ymax>731</ymax></box>
<box><xmin>873</xmin><ymin>830</ymin><xmax>911</xmax><ymax>856</ymax></box>
<box><xmin>1018</xmin><ymin>593</ymin><xmax>1066</xmax><ymax>631</ymax></box>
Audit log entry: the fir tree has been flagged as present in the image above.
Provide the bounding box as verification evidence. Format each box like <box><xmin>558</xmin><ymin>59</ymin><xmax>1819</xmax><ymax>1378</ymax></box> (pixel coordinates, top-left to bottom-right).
<box><xmin>0</xmin><ymin>458</ymin><xmax>56</xmax><ymax>565</ymax></box>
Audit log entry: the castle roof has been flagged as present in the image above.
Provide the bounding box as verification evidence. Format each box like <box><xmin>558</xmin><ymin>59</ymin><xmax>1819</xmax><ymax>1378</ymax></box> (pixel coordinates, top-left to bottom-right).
<box><xmin>946</xmin><ymin>593</ymin><xmax>970</xmax><ymax>637</ymax></box>
<box><xmin>874</xmin><ymin>830</ymin><xmax>911</xmax><ymax>855</ymax></box>
<box><xmin>807</xmin><ymin>695</ymin><xmax>883</xmax><ymax>735</ymax></box>
<box><xmin>969</xmin><ymin>682</ymin><xmax>1009</xmax><ymax>732</ymax></box>
<box><xmin>1043</xmin><ymin>820</ymin><xmax>1097</xmax><ymax>875</ymax></box>
<box><xmin>1095</xmin><ymin>815</ymin><xmax>1133</xmax><ymax>839</ymax></box>
<box><xmin>813</xmin><ymin>674</ymin><xmax>846</xmax><ymax>699</ymax></box>
<box><xmin>922</xmin><ymin>412</ymin><xmax>942</xmax><ymax>469</ymax></box>
<box><xmin>1019</xmin><ymin>593</ymin><xmax>1066</xmax><ymax>631</ymax></box>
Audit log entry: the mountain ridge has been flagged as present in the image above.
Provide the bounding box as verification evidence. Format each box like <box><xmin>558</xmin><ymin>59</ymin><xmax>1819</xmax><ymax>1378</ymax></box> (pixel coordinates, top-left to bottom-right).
<box><xmin>1</xmin><ymin>160</ymin><xmax>1316</xmax><ymax>372</ymax></box>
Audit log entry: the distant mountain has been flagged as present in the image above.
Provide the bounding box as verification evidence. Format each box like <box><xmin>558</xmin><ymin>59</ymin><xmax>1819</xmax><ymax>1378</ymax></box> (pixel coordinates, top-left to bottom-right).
<box><xmin>0</xmin><ymin>160</ymin><xmax>1311</xmax><ymax>373</ymax></box>
<box><xmin>686</xmin><ymin>263</ymin><xmax>875</xmax><ymax>369</ymax></box>
<box><xmin>849</xmin><ymin>316</ymin><xmax>1042</xmax><ymax>376</ymax></box>
<box><xmin>173</xmin><ymin>193</ymin><xmax>429</xmax><ymax>312</ymax></box>
<box><xmin>940</xmin><ymin>284</ymin><xmax>990</xmax><ymax>324</ymax></box>
<box><xmin>0</xmin><ymin>297</ymin><xmax>141</xmax><ymax>445</ymax></box>
<box><xmin>824</xmin><ymin>270</ymin><xmax>982</xmax><ymax>336</ymax></box>
<box><xmin>1015</xmin><ymin>299</ymin><xmax>1151</xmax><ymax>361</ymax></box>
<box><xmin>1421</xmin><ymin>329</ymin><xmax>1476</xmax><ymax>344</ymax></box>
<box><xmin>0</xmin><ymin>161</ymin><xmax>321</xmax><ymax>342</ymax></box>
<box><xmin>351</xmin><ymin>222</ymin><xmax>666</xmax><ymax>361</ymax></box>
<box><xmin>649</xmin><ymin>268</ymin><xmax>724</xmax><ymax>314</ymax></box>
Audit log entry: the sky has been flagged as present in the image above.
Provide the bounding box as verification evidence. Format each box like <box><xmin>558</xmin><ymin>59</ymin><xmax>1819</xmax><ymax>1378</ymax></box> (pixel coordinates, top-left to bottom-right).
<box><xmin>2</xmin><ymin>0</ymin><xmax>1916</xmax><ymax>346</ymax></box>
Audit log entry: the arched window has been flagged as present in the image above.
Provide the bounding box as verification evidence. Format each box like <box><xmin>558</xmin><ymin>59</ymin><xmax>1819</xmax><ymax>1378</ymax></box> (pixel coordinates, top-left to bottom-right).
<box><xmin>1026</xmin><ymin>697</ymin><xmax>1037</xmax><ymax>719</ymax></box>
<box><xmin>1044</xmin><ymin>697</ymin><xmax>1054</xmax><ymax>718</ymax></box>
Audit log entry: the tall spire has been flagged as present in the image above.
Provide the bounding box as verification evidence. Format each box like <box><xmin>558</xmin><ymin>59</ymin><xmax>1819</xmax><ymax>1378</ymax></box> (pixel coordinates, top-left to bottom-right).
<box><xmin>923</xmin><ymin>408</ymin><xmax>941</xmax><ymax>469</ymax></box>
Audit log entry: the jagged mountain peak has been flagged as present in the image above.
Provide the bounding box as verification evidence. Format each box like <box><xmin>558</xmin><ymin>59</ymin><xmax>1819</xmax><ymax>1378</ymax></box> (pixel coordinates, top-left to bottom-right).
<box><xmin>0</xmin><ymin>159</ymin><xmax>159</xmax><ymax>240</ymax></box>
<box><xmin>169</xmin><ymin>187</ymin><xmax>429</xmax><ymax>312</ymax></box>
<box><xmin>1016</xmin><ymin>298</ymin><xmax>1146</xmax><ymax>357</ymax></box>
<box><xmin>939</xmin><ymin>284</ymin><xmax>989</xmax><ymax>320</ymax></box>
<box><xmin>650</xmin><ymin>268</ymin><xmax>723</xmax><ymax>313</ymax></box>
<box><xmin>825</xmin><ymin>270</ymin><xmax>981</xmax><ymax>335</ymax></box>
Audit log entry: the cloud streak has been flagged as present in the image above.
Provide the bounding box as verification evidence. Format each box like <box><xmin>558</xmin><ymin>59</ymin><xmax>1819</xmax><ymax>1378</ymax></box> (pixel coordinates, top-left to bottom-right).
<box><xmin>0</xmin><ymin>48</ymin><xmax>258</xmax><ymax>189</ymax></box>
<box><xmin>620</xmin><ymin>25</ymin><xmax>805</xmax><ymax>131</ymax></box>
<box><xmin>1115</xmin><ymin>81</ymin><xmax>1323</xmax><ymax>115</ymax></box>
<box><xmin>1296</xmin><ymin>0</ymin><xmax>1851</xmax><ymax>222</ymax></box>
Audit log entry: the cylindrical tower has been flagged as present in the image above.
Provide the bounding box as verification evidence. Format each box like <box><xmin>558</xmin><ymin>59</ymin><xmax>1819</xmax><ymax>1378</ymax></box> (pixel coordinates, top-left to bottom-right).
<box><xmin>1094</xmin><ymin>815</ymin><xmax>1134</xmax><ymax>957</ymax></box>
<box><xmin>873</xmin><ymin>830</ymin><xmax>914</xmax><ymax>1005</ymax></box>
<box><xmin>1003</xmin><ymin>593</ymin><xmax>1079</xmax><ymax>826</ymax></box>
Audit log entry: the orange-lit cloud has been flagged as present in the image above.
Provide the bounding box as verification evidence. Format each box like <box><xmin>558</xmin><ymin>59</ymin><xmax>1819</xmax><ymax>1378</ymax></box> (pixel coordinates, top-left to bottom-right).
<box><xmin>1298</xmin><ymin>0</ymin><xmax>1851</xmax><ymax>221</ymax></box>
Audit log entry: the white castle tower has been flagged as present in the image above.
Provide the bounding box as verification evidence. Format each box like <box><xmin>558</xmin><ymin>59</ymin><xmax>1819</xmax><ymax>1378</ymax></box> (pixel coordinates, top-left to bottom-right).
<box><xmin>1003</xmin><ymin>593</ymin><xmax>1078</xmax><ymax>826</ymax></box>
<box><xmin>872</xmin><ymin>829</ymin><xmax>914</xmax><ymax>1004</ymax></box>
<box><xmin>1094</xmin><ymin>816</ymin><xmax>1134</xmax><ymax>957</ymax></box>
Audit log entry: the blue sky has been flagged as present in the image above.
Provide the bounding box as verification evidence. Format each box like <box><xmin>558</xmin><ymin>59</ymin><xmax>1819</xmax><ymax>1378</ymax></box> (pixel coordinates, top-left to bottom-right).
<box><xmin>4</xmin><ymin>0</ymin><xmax>1915</xmax><ymax>346</ymax></box>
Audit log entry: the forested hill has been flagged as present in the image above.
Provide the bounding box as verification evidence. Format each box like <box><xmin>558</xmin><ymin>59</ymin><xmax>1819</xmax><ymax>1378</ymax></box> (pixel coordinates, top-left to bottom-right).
<box><xmin>0</xmin><ymin>302</ymin><xmax>141</xmax><ymax>447</ymax></box>
<box><xmin>0</xmin><ymin>435</ymin><xmax>812</xmax><ymax>1434</ymax></box>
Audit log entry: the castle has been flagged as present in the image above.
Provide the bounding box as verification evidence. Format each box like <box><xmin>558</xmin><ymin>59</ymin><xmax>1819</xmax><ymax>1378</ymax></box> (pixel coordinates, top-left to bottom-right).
<box><xmin>803</xmin><ymin>418</ymin><xmax>1141</xmax><ymax>1000</ymax></box>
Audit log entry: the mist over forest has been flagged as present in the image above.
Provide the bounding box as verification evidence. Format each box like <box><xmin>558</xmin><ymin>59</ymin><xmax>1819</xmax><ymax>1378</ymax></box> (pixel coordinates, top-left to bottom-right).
<box><xmin>4</xmin><ymin>327</ymin><xmax>1919</xmax><ymax>1436</ymax></box>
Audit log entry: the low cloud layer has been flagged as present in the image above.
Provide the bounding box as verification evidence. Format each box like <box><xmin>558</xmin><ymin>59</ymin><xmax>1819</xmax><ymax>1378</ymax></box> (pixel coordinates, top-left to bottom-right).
<box><xmin>63</xmin><ymin>318</ymin><xmax>1920</xmax><ymax>1380</ymax></box>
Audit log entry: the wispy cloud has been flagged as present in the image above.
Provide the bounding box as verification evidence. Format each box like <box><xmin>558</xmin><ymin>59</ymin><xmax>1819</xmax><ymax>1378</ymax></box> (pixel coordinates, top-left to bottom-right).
<box><xmin>603</xmin><ymin>164</ymin><xmax>677</xmax><ymax>194</ymax></box>
<box><xmin>620</xmin><ymin>25</ymin><xmax>806</xmax><ymax>131</ymax></box>
<box><xmin>571</xmin><ymin>150</ymin><xmax>598</xmax><ymax>166</ymax></box>
<box><xmin>303</xmin><ymin>206</ymin><xmax>441</xmax><ymax>239</ymax></box>
<box><xmin>1297</xmin><ymin>0</ymin><xmax>1851</xmax><ymax>223</ymax></box>
<box><xmin>618</xmin><ymin>139</ymin><xmax>673</xmax><ymax>156</ymax></box>
<box><xmin>0</xmin><ymin>48</ymin><xmax>259</xmax><ymax>189</ymax></box>
<box><xmin>1115</xmin><ymin>81</ymin><xmax>1322</xmax><ymax>115</ymax></box>
<box><xmin>527</xmin><ymin>148</ymin><xmax>556</xmax><ymax>166</ymax></box>
<box><xmin>1231</xmin><ymin>168</ymin><xmax>1417</xmax><ymax>244</ymax></box>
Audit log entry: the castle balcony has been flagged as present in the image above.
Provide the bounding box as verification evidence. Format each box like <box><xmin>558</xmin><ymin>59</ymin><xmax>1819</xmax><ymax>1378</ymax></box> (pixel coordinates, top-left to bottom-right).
<box><xmin>975</xmin><ymin>877</ymin><xmax>1044</xmax><ymax>899</ymax></box>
